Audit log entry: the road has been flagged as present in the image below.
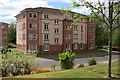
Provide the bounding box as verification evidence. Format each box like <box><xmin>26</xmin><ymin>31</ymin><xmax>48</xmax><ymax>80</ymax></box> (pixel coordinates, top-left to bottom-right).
<box><xmin>36</xmin><ymin>51</ymin><xmax>120</xmax><ymax>70</ymax></box>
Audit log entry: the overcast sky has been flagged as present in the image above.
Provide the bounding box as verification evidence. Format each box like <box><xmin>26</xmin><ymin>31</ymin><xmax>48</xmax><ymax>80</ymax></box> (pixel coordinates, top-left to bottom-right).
<box><xmin>0</xmin><ymin>0</ymin><xmax>91</xmax><ymax>23</ymax></box>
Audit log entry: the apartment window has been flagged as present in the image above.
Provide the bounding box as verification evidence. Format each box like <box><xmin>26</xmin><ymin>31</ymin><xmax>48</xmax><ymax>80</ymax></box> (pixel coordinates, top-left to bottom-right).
<box><xmin>80</xmin><ymin>44</ymin><xmax>83</xmax><ymax>49</ymax></box>
<box><xmin>44</xmin><ymin>23</ymin><xmax>49</xmax><ymax>30</ymax></box>
<box><xmin>29</xmin><ymin>34</ymin><xmax>33</xmax><ymax>40</ymax></box>
<box><xmin>66</xmin><ymin>26</ymin><xmax>70</xmax><ymax>30</ymax></box>
<box><xmin>44</xmin><ymin>14</ymin><xmax>49</xmax><ymax>19</ymax></box>
<box><xmin>66</xmin><ymin>44</ymin><xmax>70</xmax><ymax>50</ymax></box>
<box><xmin>54</xmin><ymin>38</ymin><xmax>59</xmax><ymax>44</ymax></box>
<box><xmin>90</xmin><ymin>27</ymin><xmax>94</xmax><ymax>32</ymax></box>
<box><xmin>44</xmin><ymin>44</ymin><xmax>49</xmax><ymax>51</ymax></box>
<box><xmin>29</xmin><ymin>23</ymin><xmax>32</xmax><ymax>29</ymax></box>
<box><xmin>44</xmin><ymin>34</ymin><xmax>49</xmax><ymax>40</ymax></box>
<box><xmin>73</xmin><ymin>34</ymin><xmax>78</xmax><ymax>39</ymax></box>
<box><xmin>89</xmin><ymin>43</ymin><xmax>94</xmax><ymax>49</ymax></box>
<box><xmin>74</xmin><ymin>43</ymin><xmax>78</xmax><ymax>49</ymax></box>
<box><xmin>90</xmin><ymin>35</ymin><xmax>94</xmax><ymax>40</ymax></box>
<box><xmin>2</xmin><ymin>43</ymin><xmax>7</xmax><ymax>46</ymax></box>
<box><xmin>33</xmin><ymin>34</ymin><xmax>37</xmax><ymax>40</ymax></box>
<box><xmin>81</xmin><ymin>25</ymin><xmax>83</xmax><ymax>32</ymax></box>
<box><xmin>54</xmin><ymin>29</ymin><xmax>59</xmax><ymax>34</ymax></box>
<box><xmin>74</xmin><ymin>25</ymin><xmax>78</xmax><ymax>30</ymax></box>
<box><xmin>55</xmin><ymin>19</ymin><xmax>59</xmax><ymax>24</ymax></box>
<box><xmin>33</xmin><ymin>13</ymin><xmax>37</xmax><ymax>18</ymax></box>
<box><xmin>66</xmin><ymin>34</ymin><xmax>70</xmax><ymax>39</ymax></box>
<box><xmin>28</xmin><ymin>45</ymin><xmax>33</xmax><ymax>51</ymax></box>
<box><xmin>29</xmin><ymin>12</ymin><xmax>32</xmax><ymax>18</ymax></box>
<box><xmin>81</xmin><ymin>34</ymin><xmax>83</xmax><ymax>41</ymax></box>
<box><xmin>33</xmin><ymin>24</ymin><xmax>37</xmax><ymax>29</ymax></box>
<box><xmin>33</xmin><ymin>45</ymin><xmax>37</xmax><ymax>51</ymax></box>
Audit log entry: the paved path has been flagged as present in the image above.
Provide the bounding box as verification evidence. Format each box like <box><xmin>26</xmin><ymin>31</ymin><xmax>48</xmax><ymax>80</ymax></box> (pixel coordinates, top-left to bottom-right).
<box><xmin>36</xmin><ymin>51</ymin><xmax>120</xmax><ymax>70</ymax></box>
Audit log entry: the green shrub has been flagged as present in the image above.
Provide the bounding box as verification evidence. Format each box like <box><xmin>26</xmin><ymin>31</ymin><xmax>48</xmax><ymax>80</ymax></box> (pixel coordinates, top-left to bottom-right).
<box><xmin>77</xmin><ymin>64</ymin><xmax>85</xmax><ymax>68</ymax></box>
<box><xmin>1</xmin><ymin>51</ymin><xmax>36</xmax><ymax>77</ymax></box>
<box><xmin>88</xmin><ymin>56</ymin><xmax>97</xmax><ymax>66</ymax></box>
<box><xmin>59</xmin><ymin>50</ymin><xmax>75</xmax><ymax>70</ymax></box>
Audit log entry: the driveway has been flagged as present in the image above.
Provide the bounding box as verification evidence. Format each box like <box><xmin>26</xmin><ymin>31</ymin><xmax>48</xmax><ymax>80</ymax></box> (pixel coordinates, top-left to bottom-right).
<box><xmin>36</xmin><ymin>50</ymin><xmax>120</xmax><ymax>69</ymax></box>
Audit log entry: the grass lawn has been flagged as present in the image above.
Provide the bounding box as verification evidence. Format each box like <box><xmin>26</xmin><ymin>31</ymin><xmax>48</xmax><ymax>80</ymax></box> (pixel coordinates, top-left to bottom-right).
<box><xmin>6</xmin><ymin>60</ymin><xmax>119</xmax><ymax>78</ymax></box>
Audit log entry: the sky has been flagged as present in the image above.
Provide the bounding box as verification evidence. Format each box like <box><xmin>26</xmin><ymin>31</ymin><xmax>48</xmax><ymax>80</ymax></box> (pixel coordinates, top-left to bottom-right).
<box><xmin>0</xmin><ymin>0</ymin><xmax>91</xmax><ymax>23</ymax></box>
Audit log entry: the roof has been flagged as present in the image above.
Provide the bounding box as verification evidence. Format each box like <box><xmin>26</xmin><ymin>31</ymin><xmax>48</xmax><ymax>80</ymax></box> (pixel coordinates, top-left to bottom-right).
<box><xmin>15</xmin><ymin>7</ymin><xmax>87</xmax><ymax>17</ymax></box>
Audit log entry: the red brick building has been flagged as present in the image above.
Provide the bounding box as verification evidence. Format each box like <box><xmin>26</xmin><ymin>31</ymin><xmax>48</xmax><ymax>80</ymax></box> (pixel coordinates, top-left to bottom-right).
<box><xmin>15</xmin><ymin>7</ymin><xmax>96</xmax><ymax>53</ymax></box>
<box><xmin>0</xmin><ymin>22</ymin><xmax>8</xmax><ymax>47</ymax></box>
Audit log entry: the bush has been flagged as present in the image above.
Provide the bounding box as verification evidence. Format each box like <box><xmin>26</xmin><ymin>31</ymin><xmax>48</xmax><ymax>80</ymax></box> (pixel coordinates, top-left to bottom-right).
<box><xmin>77</xmin><ymin>64</ymin><xmax>85</xmax><ymax>68</ymax></box>
<box><xmin>1</xmin><ymin>51</ymin><xmax>36</xmax><ymax>77</ymax></box>
<box><xmin>59</xmin><ymin>50</ymin><xmax>75</xmax><ymax>70</ymax></box>
<box><xmin>31</xmin><ymin>68</ymin><xmax>54</xmax><ymax>74</ymax></box>
<box><xmin>88</xmin><ymin>56</ymin><xmax>97</xmax><ymax>66</ymax></box>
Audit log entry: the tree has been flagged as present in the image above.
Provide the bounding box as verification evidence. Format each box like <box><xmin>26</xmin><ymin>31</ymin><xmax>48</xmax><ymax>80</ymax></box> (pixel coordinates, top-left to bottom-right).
<box><xmin>96</xmin><ymin>20</ymin><xmax>108</xmax><ymax>48</ymax></box>
<box><xmin>8</xmin><ymin>23</ymin><xmax>16</xmax><ymax>44</ymax></box>
<box><xmin>68</xmin><ymin>0</ymin><xmax>120</xmax><ymax>78</ymax></box>
<box><xmin>112</xmin><ymin>28</ymin><xmax>120</xmax><ymax>46</ymax></box>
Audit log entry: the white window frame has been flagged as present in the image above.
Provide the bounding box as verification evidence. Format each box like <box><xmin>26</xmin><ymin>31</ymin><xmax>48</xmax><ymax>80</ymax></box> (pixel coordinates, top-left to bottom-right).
<box><xmin>44</xmin><ymin>34</ymin><xmax>49</xmax><ymax>40</ymax></box>
<box><xmin>90</xmin><ymin>27</ymin><xmax>94</xmax><ymax>32</ymax></box>
<box><xmin>90</xmin><ymin>35</ymin><xmax>94</xmax><ymax>40</ymax></box>
<box><xmin>66</xmin><ymin>26</ymin><xmax>70</xmax><ymax>30</ymax></box>
<box><xmin>74</xmin><ymin>43</ymin><xmax>78</xmax><ymax>49</ymax></box>
<box><xmin>33</xmin><ymin>45</ymin><xmax>37</xmax><ymax>51</ymax></box>
<box><xmin>33</xmin><ymin>12</ymin><xmax>37</xmax><ymax>19</ymax></box>
<box><xmin>54</xmin><ymin>29</ymin><xmax>59</xmax><ymax>34</ymax></box>
<box><xmin>89</xmin><ymin>43</ymin><xmax>94</xmax><ymax>49</ymax></box>
<box><xmin>55</xmin><ymin>19</ymin><xmax>59</xmax><ymax>24</ymax></box>
<box><xmin>29</xmin><ymin>34</ymin><xmax>33</xmax><ymax>40</ymax></box>
<box><xmin>66</xmin><ymin>34</ymin><xmax>70</xmax><ymax>39</ymax></box>
<box><xmin>73</xmin><ymin>34</ymin><xmax>78</xmax><ymax>39</ymax></box>
<box><xmin>81</xmin><ymin>25</ymin><xmax>83</xmax><ymax>32</ymax></box>
<box><xmin>28</xmin><ymin>45</ymin><xmax>33</xmax><ymax>51</ymax></box>
<box><xmin>66</xmin><ymin>44</ymin><xmax>70</xmax><ymax>50</ymax></box>
<box><xmin>81</xmin><ymin>34</ymin><xmax>83</xmax><ymax>41</ymax></box>
<box><xmin>29</xmin><ymin>12</ymin><xmax>32</xmax><ymax>18</ymax></box>
<box><xmin>74</xmin><ymin>25</ymin><xmax>78</xmax><ymax>30</ymax></box>
<box><xmin>33</xmin><ymin>24</ymin><xmax>37</xmax><ymax>29</ymax></box>
<box><xmin>33</xmin><ymin>34</ymin><xmax>37</xmax><ymax>40</ymax></box>
<box><xmin>44</xmin><ymin>14</ymin><xmax>49</xmax><ymax>19</ymax></box>
<box><xmin>29</xmin><ymin>23</ymin><xmax>32</xmax><ymax>29</ymax></box>
<box><xmin>54</xmin><ymin>38</ymin><xmax>59</xmax><ymax>44</ymax></box>
<box><xmin>44</xmin><ymin>44</ymin><xmax>49</xmax><ymax>51</ymax></box>
<box><xmin>44</xmin><ymin>23</ymin><xmax>49</xmax><ymax>30</ymax></box>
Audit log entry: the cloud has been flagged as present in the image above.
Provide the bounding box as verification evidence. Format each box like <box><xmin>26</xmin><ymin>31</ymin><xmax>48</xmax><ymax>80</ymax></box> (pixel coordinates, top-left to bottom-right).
<box><xmin>0</xmin><ymin>0</ymin><xmax>53</xmax><ymax>23</ymax></box>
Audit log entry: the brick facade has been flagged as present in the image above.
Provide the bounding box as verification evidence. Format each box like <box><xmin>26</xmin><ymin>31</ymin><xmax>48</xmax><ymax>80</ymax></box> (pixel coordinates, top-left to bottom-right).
<box><xmin>15</xmin><ymin>7</ymin><xmax>96</xmax><ymax>54</ymax></box>
<box><xmin>0</xmin><ymin>22</ymin><xmax>8</xmax><ymax>47</ymax></box>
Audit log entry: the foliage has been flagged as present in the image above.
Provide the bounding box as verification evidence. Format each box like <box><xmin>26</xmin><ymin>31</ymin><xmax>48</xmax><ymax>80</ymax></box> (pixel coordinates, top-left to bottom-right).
<box><xmin>51</xmin><ymin>64</ymin><xmax>57</xmax><ymax>71</ymax></box>
<box><xmin>31</xmin><ymin>68</ymin><xmax>54</xmax><ymax>74</ymax></box>
<box><xmin>96</xmin><ymin>21</ymin><xmax>108</xmax><ymax>48</ymax></box>
<box><xmin>77</xmin><ymin>64</ymin><xmax>85</xmax><ymax>68</ymax></box>
<box><xmin>12</xmin><ymin>61</ymin><xmax>119</xmax><ymax>78</ymax></box>
<box><xmin>112</xmin><ymin>28</ymin><xmax>120</xmax><ymax>46</ymax></box>
<box><xmin>88</xmin><ymin>56</ymin><xmax>97</xmax><ymax>66</ymax></box>
<box><xmin>8</xmin><ymin>23</ymin><xmax>16</xmax><ymax>44</ymax></box>
<box><xmin>1</xmin><ymin>51</ymin><xmax>36</xmax><ymax>77</ymax></box>
<box><xmin>59</xmin><ymin>50</ymin><xmax>75</xmax><ymax>70</ymax></box>
<box><xmin>68</xmin><ymin>0</ymin><xmax>120</xmax><ymax>78</ymax></box>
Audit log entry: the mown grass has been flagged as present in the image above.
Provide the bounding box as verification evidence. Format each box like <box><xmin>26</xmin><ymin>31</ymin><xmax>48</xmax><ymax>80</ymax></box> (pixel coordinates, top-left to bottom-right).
<box><xmin>6</xmin><ymin>60</ymin><xmax>119</xmax><ymax>78</ymax></box>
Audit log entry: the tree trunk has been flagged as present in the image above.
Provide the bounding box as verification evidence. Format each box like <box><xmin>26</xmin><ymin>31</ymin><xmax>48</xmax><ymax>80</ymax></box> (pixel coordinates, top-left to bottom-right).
<box><xmin>108</xmin><ymin>1</ymin><xmax>113</xmax><ymax>78</ymax></box>
<box><xmin>108</xmin><ymin>28</ymin><xmax>112</xmax><ymax>78</ymax></box>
